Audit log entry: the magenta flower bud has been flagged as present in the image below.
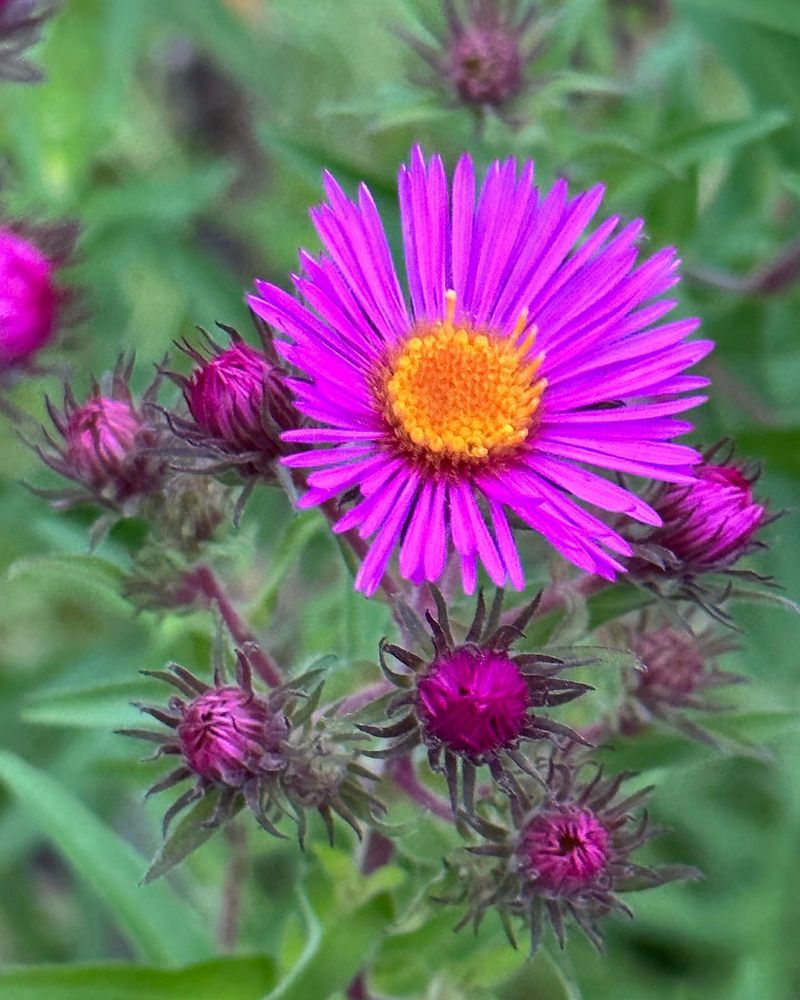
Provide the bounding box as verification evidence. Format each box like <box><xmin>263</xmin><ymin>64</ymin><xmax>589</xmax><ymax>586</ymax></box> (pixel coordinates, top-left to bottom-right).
<box><xmin>417</xmin><ymin>648</ymin><xmax>530</xmax><ymax>756</ymax></box>
<box><xmin>364</xmin><ymin>591</ymin><xmax>592</xmax><ymax>813</ymax></box>
<box><xmin>178</xmin><ymin>685</ymin><xmax>286</xmax><ymax>787</ymax></box>
<box><xmin>653</xmin><ymin>461</ymin><xmax>766</xmax><ymax>573</ymax></box>
<box><xmin>518</xmin><ymin>806</ymin><xmax>610</xmax><ymax>894</ymax></box>
<box><xmin>65</xmin><ymin>396</ymin><xmax>142</xmax><ymax>490</ymax></box>
<box><xmin>185</xmin><ymin>343</ymin><xmax>268</xmax><ymax>444</ymax></box>
<box><xmin>0</xmin><ymin>227</ymin><xmax>58</xmax><ymax>366</ymax></box>
<box><xmin>166</xmin><ymin>327</ymin><xmax>298</xmax><ymax>480</ymax></box>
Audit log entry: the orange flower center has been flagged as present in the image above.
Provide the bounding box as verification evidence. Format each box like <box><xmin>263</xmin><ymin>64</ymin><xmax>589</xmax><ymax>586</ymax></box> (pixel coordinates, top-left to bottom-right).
<box><xmin>382</xmin><ymin>291</ymin><xmax>546</xmax><ymax>465</ymax></box>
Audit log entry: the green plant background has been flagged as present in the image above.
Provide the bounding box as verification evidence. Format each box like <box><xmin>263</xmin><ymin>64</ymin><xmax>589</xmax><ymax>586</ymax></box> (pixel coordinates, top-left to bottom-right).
<box><xmin>0</xmin><ymin>1</ymin><xmax>799</xmax><ymax>997</ymax></box>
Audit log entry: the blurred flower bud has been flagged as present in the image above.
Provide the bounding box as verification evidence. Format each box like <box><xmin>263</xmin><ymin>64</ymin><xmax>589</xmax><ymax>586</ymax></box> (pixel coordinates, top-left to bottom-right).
<box><xmin>0</xmin><ymin>224</ymin><xmax>73</xmax><ymax>369</ymax></box>
<box><xmin>0</xmin><ymin>0</ymin><xmax>55</xmax><ymax>83</ymax></box>
<box><xmin>620</xmin><ymin>619</ymin><xmax>744</xmax><ymax>744</ymax></box>
<box><xmin>401</xmin><ymin>1</ymin><xmax>545</xmax><ymax>120</ymax></box>
<box><xmin>518</xmin><ymin>805</ymin><xmax>610</xmax><ymax>895</ymax></box>
<box><xmin>34</xmin><ymin>355</ymin><xmax>166</xmax><ymax>510</ymax></box>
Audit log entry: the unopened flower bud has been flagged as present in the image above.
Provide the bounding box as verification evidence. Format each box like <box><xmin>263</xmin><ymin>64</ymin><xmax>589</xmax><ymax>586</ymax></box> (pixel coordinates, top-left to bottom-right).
<box><xmin>653</xmin><ymin>461</ymin><xmax>766</xmax><ymax>573</ymax></box>
<box><xmin>166</xmin><ymin>327</ymin><xmax>298</xmax><ymax>481</ymax></box>
<box><xmin>518</xmin><ymin>806</ymin><xmax>610</xmax><ymax>895</ymax></box>
<box><xmin>178</xmin><ymin>685</ymin><xmax>288</xmax><ymax>787</ymax></box>
<box><xmin>66</xmin><ymin>396</ymin><xmax>142</xmax><ymax>490</ymax></box>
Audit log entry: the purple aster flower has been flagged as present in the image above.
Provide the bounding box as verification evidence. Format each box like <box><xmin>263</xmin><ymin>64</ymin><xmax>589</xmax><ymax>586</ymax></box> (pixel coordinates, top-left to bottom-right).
<box><xmin>361</xmin><ymin>589</ymin><xmax>593</xmax><ymax>812</ymax></box>
<box><xmin>122</xmin><ymin>649</ymin><xmax>383</xmax><ymax>844</ymax></box>
<box><xmin>249</xmin><ymin>147</ymin><xmax>712</xmax><ymax>596</ymax></box>
<box><xmin>452</xmin><ymin>759</ymin><xmax>700</xmax><ymax>953</ymax></box>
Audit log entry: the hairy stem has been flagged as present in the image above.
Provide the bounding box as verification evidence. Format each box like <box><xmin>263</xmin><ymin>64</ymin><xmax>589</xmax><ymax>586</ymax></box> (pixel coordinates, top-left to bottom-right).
<box><xmin>217</xmin><ymin>819</ymin><xmax>248</xmax><ymax>953</ymax></box>
<box><xmin>389</xmin><ymin>754</ymin><xmax>453</xmax><ymax>823</ymax></box>
<box><xmin>192</xmin><ymin>564</ymin><xmax>282</xmax><ymax>686</ymax></box>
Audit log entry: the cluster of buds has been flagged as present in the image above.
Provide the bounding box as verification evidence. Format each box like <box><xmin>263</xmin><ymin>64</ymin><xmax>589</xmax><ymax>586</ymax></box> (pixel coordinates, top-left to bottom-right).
<box><xmin>445</xmin><ymin>757</ymin><xmax>699</xmax><ymax>952</ymax></box>
<box><xmin>401</xmin><ymin>0</ymin><xmax>546</xmax><ymax>121</ymax></box>
<box><xmin>122</xmin><ymin>647</ymin><xmax>384</xmax><ymax>846</ymax></box>
<box><xmin>0</xmin><ymin>221</ymin><xmax>78</xmax><ymax>377</ymax></box>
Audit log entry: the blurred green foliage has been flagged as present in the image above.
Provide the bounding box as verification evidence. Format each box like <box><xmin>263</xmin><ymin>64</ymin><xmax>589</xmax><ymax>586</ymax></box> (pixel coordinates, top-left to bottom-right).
<box><xmin>1</xmin><ymin>0</ymin><xmax>799</xmax><ymax>997</ymax></box>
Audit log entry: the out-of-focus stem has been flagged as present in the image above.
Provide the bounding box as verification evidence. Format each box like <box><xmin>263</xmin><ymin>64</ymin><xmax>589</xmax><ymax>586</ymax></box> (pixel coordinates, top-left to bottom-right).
<box><xmin>388</xmin><ymin>755</ymin><xmax>453</xmax><ymax>823</ymax></box>
<box><xmin>536</xmin><ymin>573</ymin><xmax>607</xmax><ymax>617</ymax></box>
<box><xmin>191</xmin><ymin>564</ymin><xmax>282</xmax><ymax>687</ymax></box>
<box><xmin>335</xmin><ymin>681</ymin><xmax>393</xmax><ymax>718</ymax></box>
<box><xmin>217</xmin><ymin>819</ymin><xmax>248</xmax><ymax>953</ymax></box>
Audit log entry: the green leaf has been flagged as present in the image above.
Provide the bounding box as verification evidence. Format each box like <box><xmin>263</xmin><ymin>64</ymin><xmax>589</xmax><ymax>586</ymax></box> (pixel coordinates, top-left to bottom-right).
<box><xmin>677</xmin><ymin>0</ymin><xmax>800</xmax><ymax>39</ymax></box>
<box><xmin>251</xmin><ymin>511</ymin><xmax>327</xmax><ymax>625</ymax></box>
<box><xmin>21</xmin><ymin>679</ymin><xmax>147</xmax><ymax>730</ymax></box>
<box><xmin>0</xmin><ymin>957</ymin><xmax>276</xmax><ymax>1000</ymax></box>
<box><xmin>5</xmin><ymin>555</ymin><xmax>128</xmax><ymax>613</ymax></box>
<box><xmin>265</xmin><ymin>880</ymin><xmax>395</xmax><ymax>1000</ymax></box>
<box><xmin>0</xmin><ymin>751</ymin><xmax>211</xmax><ymax>965</ymax></box>
<box><xmin>142</xmin><ymin>792</ymin><xmax>244</xmax><ymax>885</ymax></box>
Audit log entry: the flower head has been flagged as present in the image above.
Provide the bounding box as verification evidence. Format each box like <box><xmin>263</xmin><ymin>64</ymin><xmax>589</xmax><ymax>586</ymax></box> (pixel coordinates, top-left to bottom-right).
<box><xmin>620</xmin><ymin>618</ymin><xmax>744</xmax><ymax>744</ymax></box>
<box><xmin>66</xmin><ymin>396</ymin><xmax>142</xmax><ymax>490</ymax></box>
<box><xmin>164</xmin><ymin>324</ymin><xmax>298</xmax><ymax>482</ymax></box>
<box><xmin>35</xmin><ymin>356</ymin><xmax>166</xmax><ymax>508</ymax></box>
<box><xmin>649</xmin><ymin>458</ymin><xmax>766</xmax><ymax>574</ymax></box>
<box><xmin>0</xmin><ymin>0</ymin><xmax>55</xmax><ymax>83</ymax></box>
<box><xmin>361</xmin><ymin>590</ymin><xmax>593</xmax><ymax>812</ymax></box>
<box><xmin>250</xmin><ymin>147</ymin><xmax>711</xmax><ymax>596</ymax></box>
<box><xmin>401</xmin><ymin>1</ymin><xmax>545</xmax><ymax>118</ymax></box>
<box><xmin>0</xmin><ymin>224</ymin><xmax>72</xmax><ymax>369</ymax></box>
<box><xmin>122</xmin><ymin>648</ymin><xmax>383</xmax><ymax>844</ymax></box>
<box><xmin>177</xmin><ymin>684</ymin><xmax>287</xmax><ymax>787</ymax></box>
<box><xmin>450</xmin><ymin>759</ymin><xmax>699</xmax><ymax>952</ymax></box>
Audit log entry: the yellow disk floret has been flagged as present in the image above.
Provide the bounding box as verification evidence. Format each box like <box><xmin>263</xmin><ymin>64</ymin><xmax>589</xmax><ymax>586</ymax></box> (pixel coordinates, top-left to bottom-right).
<box><xmin>382</xmin><ymin>291</ymin><xmax>546</xmax><ymax>465</ymax></box>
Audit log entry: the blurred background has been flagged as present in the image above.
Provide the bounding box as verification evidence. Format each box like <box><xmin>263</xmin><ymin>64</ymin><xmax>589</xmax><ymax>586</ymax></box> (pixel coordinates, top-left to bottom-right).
<box><xmin>0</xmin><ymin>1</ymin><xmax>799</xmax><ymax>998</ymax></box>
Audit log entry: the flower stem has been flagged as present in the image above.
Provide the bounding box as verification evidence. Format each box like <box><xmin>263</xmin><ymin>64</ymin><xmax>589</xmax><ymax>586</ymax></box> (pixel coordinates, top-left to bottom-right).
<box><xmin>217</xmin><ymin>819</ymin><xmax>248</xmax><ymax>953</ymax></box>
<box><xmin>388</xmin><ymin>754</ymin><xmax>453</xmax><ymax>823</ymax></box>
<box><xmin>192</xmin><ymin>564</ymin><xmax>282</xmax><ymax>686</ymax></box>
